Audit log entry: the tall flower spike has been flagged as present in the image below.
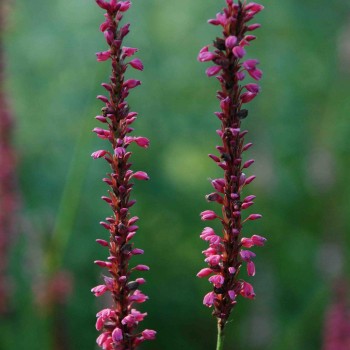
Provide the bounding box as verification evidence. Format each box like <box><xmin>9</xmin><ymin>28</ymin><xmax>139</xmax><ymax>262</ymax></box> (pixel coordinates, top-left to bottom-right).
<box><xmin>92</xmin><ymin>1</ymin><xmax>155</xmax><ymax>349</ymax></box>
<box><xmin>197</xmin><ymin>1</ymin><xmax>266</xmax><ymax>347</ymax></box>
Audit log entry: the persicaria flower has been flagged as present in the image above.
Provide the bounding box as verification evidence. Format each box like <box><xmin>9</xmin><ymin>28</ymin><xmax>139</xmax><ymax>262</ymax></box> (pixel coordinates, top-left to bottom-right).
<box><xmin>92</xmin><ymin>1</ymin><xmax>155</xmax><ymax>348</ymax></box>
<box><xmin>197</xmin><ymin>0</ymin><xmax>266</xmax><ymax>340</ymax></box>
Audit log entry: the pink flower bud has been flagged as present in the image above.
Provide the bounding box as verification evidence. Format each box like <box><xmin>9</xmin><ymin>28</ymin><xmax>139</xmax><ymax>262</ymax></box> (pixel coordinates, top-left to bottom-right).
<box><xmin>132</xmin><ymin>171</ymin><xmax>150</xmax><ymax>180</ymax></box>
<box><xmin>247</xmin><ymin>261</ymin><xmax>256</xmax><ymax>276</ymax></box>
<box><xmin>205</xmin><ymin>254</ymin><xmax>222</xmax><ymax>266</ymax></box>
<box><xmin>228</xmin><ymin>267</ymin><xmax>236</xmax><ymax>274</ymax></box>
<box><xmin>232</xmin><ymin>46</ymin><xmax>246</xmax><ymax>58</ymax></box>
<box><xmin>91</xmin><ymin>150</ymin><xmax>107</xmax><ymax>159</ymax></box>
<box><xmin>111</xmin><ymin>327</ymin><xmax>123</xmax><ymax>342</ymax></box>
<box><xmin>246</xmin><ymin>213</ymin><xmax>262</xmax><ymax>221</ymax></box>
<box><xmin>241</xmin><ymin>92</ymin><xmax>257</xmax><ymax>103</ymax></box>
<box><xmin>240</xmin><ymin>281</ymin><xmax>256</xmax><ymax>299</ymax></box>
<box><xmin>225</xmin><ymin>35</ymin><xmax>237</xmax><ymax>49</ymax></box>
<box><xmin>123</xmin><ymin>47</ymin><xmax>138</xmax><ymax>57</ymax></box>
<box><xmin>209</xmin><ymin>274</ymin><xmax>225</xmax><ymax>287</ymax></box>
<box><xmin>206</xmin><ymin>65</ymin><xmax>222</xmax><ymax>77</ymax></box>
<box><xmin>240</xmin><ymin>250</ymin><xmax>256</xmax><ymax>261</ymax></box>
<box><xmin>251</xmin><ymin>234</ymin><xmax>267</xmax><ymax>246</ymax></box>
<box><xmin>134</xmin><ymin>264</ymin><xmax>150</xmax><ymax>271</ymax></box>
<box><xmin>203</xmin><ymin>291</ymin><xmax>215</xmax><ymax>307</ymax></box>
<box><xmin>123</xmin><ymin>79</ymin><xmax>141</xmax><ymax>89</ymax></box>
<box><xmin>134</xmin><ymin>137</ymin><xmax>150</xmax><ymax>148</ymax></box>
<box><xmin>200</xmin><ymin>210</ymin><xmax>217</xmax><ymax>221</ymax></box>
<box><xmin>198</xmin><ymin>51</ymin><xmax>216</xmax><ymax>62</ymax></box>
<box><xmin>245</xmin><ymin>3</ymin><xmax>264</xmax><ymax>13</ymax></box>
<box><xmin>96</xmin><ymin>0</ymin><xmax>110</xmax><ymax>10</ymax></box>
<box><xmin>197</xmin><ymin>268</ymin><xmax>213</xmax><ymax>278</ymax></box>
<box><xmin>96</xmin><ymin>50</ymin><xmax>111</xmax><ymax>62</ymax></box>
<box><xmin>129</xmin><ymin>58</ymin><xmax>144</xmax><ymax>71</ymax></box>
<box><xmin>211</xmin><ymin>178</ymin><xmax>225</xmax><ymax>193</ymax></box>
<box><xmin>228</xmin><ymin>290</ymin><xmax>236</xmax><ymax>301</ymax></box>
<box><xmin>243</xmin><ymin>59</ymin><xmax>259</xmax><ymax>70</ymax></box>
<box><xmin>243</xmin><ymin>142</ymin><xmax>253</xmax><ymax>151</ymax></box>
<box><xmin>243</xmin><ymin>159</ymin><xmax>255</xmax><ymax>169</ymax></box>
<box><xmin>91</xmin><ymin>285</ymin><xmax>108</xmax><ymax>297</ymax></box>
<box><xmin>245</xmin><ymin>83</ymin><xmax>261</xmax><ymax>93</ymax></box>
<box><xmin>142</xmin><ymin>329</ymin><xmax>156</xmax><ymax>340</ymax></box>
<box><xmin>247</xmin><ymin>23</ymin><xmax>261</xmax><ymax>31</ymax></box>
<box><xmin>119</xmin><ymin>1</ymin><xmax>131</xmax><ymax>12</ymax></box>
<box><xmin>96</xmin><ymin>239</ymin><xmax>109</xmax><ymax>247</ymax></box>
<box><xmin>245</xmin><ymin>175</ymin><xmax>256</xmax><ymax>184</ymax></box>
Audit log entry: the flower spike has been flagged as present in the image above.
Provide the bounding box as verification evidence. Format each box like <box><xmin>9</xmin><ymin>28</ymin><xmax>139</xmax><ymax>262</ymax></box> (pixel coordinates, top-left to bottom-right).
<box><xmin>92</xmin><ymin>1</ymin><xmax>156</xmax><ymax>349</ymax></box>
<box><xmin>197</xmin><ymin>0</ymin><xmax>266</xmax><ymax>344</ymax></box>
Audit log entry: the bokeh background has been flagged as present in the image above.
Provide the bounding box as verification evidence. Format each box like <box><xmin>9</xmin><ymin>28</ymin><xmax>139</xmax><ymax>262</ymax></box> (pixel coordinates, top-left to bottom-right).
<box><xmin>1</xmin><ymin>0</ymin><xmax>350</xmax><ymax>349</ymax></box>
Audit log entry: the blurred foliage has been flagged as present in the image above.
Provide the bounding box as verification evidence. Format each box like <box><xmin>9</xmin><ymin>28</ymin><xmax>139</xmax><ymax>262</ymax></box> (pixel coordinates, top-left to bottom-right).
<box><xmin>1</xmin><ymin>0</ymin><xmax>350</xmax><ymax>349</ymax></box>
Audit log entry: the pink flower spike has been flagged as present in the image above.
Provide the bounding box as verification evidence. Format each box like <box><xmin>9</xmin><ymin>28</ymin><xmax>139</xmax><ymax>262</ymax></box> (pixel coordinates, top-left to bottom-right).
<box><xmin>197</xmin><ymin>268</ymin><xmax>214</xmax><ymax>278</ymax></box>
<box><xmin>203</xmin><ymin>292</ymin><xmax>215</xmax><ymax>307</ymax></box>
<box><xmin>200</xmin><ymin>210</ymin><xmax>217</xmax><ymax>221</ymax></box>
<box><xmin>111</xmin><ymin>328</ymin><xmax>123</xmax><ymax>342</ymax></box>
<box><xmin>134</xmin><ymin>265</ymin><xmax>150</xmax><ymax>271</ymax></box>
<box><xmin>246</xmin><ymin>214</ymin><xmax>262</xmax><ymax>221</ymax></box>
<box><xmin>142</xmin><ymin>329</ymin><xmax>157</xmax><ymax>340</ymax></box>
<box><xmin>132</xmin><ymin>171</ymin><xmax>150</xmax><ymax>181</ymax></box>
<box><xmin>247</xmin><ymin>261</ymin><xmax>256</xmax><ymax>276</ymax></box>
<box><xmin>206</xmin><ymin>66</ymin><xmax>222</xmax><ymax>77</ymax></box>
<box><xmin>232</xmin><ymin>46</ymin><xmax>246</xmax><ymax>58</ymax></box>
<box><xmin>129</xmin><ymin>58</ymin><xmax>144</xmax><ymax>71</ymax></box>
<box><xmin>225</xmin><ymin>35</ymin><xmax>238</xmax><ymax>49</ymax></box>
<box><xmin>96</xmin><ymin>51</ymin><xmax>111</xmax><ymax>62</ymax></box>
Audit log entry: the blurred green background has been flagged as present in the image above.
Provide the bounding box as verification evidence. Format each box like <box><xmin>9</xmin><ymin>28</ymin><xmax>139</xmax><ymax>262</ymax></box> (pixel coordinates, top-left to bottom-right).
<box><xmin>2</xmin><ymin>0</ymin><xmax>350</xmax><ymax>349</ymax></box>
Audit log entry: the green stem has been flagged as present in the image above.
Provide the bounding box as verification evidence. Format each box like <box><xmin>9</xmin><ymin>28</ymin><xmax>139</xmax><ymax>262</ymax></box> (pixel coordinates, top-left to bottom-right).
<box><xmin>216</xmin><ymin>321</ymin><xmax>225</xmax><ymax>350</ymax></box>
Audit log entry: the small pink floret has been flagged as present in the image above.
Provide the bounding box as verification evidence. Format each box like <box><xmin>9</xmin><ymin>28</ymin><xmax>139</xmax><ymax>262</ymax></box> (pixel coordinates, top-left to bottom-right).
<box><xmin>142</xmin><ymin>329</ymin><xmax>157</xmax><ymax>340</ymax></box>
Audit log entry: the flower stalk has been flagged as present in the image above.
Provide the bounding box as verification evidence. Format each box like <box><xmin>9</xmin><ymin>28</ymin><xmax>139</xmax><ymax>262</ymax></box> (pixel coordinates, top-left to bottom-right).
<box><xmin>92</xmin><ymin>1</ymin><xmax>155</xmax><ymax>349</ymax></box>
<box><xmin>197</xmin><ymin>0</ymin><xmax>266</xmax><ymax>346</ymax></box>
